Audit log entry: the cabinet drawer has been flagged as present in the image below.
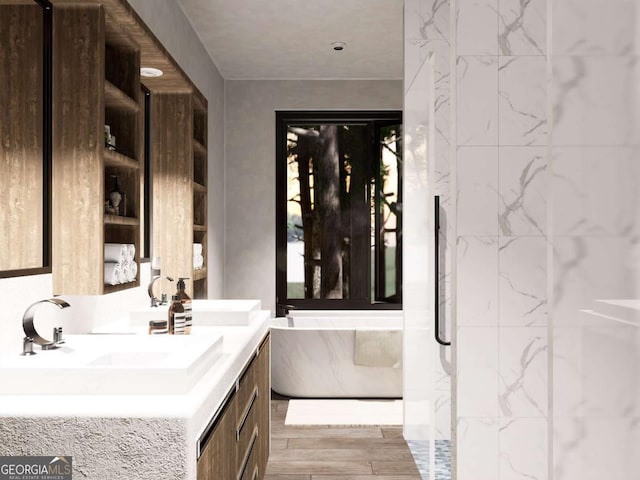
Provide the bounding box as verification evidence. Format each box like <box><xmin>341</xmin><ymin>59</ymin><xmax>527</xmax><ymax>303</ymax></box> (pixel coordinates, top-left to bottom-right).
<box><xmin>237</xmin><ymin>425</ymin><xmax>259</xmax><ymax>480</ymax></box>
<box><xmin>236</xmin><ymin>385</ymin><xmax>259</xmax><ymax>467</ymax></box>
<box><xmin>235</xmin><ymin>354</ymin><xmax>257</xmax><ymax>422</ymax></box>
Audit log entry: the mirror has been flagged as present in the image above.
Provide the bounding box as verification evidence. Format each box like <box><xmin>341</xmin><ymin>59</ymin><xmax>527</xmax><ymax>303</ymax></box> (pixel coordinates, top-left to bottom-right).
<box><xmin>0</xmin><ymin>0</ymin><xmax>51</xmax><ymax>277</ymax></box>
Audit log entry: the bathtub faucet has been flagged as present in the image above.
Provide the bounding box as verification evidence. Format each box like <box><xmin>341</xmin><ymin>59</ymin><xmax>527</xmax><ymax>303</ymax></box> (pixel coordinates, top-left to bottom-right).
<box><xmin>277</xmin><ymin>303</ymin><xmax>295</xmax><ymax>316</ymax></box>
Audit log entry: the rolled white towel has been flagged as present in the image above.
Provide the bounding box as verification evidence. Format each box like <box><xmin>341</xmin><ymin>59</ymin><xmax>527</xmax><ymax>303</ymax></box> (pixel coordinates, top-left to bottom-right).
<box><xmin>104</xmin><ymin>262</ymin><xmax>122</xmax><ymax>285</ymax></box>
<box><xmin>128</xmin><ymin>261</ymin><xmax>138</xmax><ymax>282</ymax></box>
<box><xmin>193</xmin><ymin>243</ymin><xmax>203</xmax><ymax>256</ymax></box>
<box><xmin>126</xmin><ymin>244</ymin><xmax>135</xmax><ymax>262</ymax></box>
<box><xmin>193</xmin><ymin>254</ymin><xmax>204</xmax><ymax>270</ymax></box>
<box><xmin>120</xmin><ymin>261</ymin><xmax>130</xmax><ymax>283</ymax></box>
<box><xmin>104</xmin><ymin>243</ymin><xmax>126</xmax><ymax>263</ymax></box>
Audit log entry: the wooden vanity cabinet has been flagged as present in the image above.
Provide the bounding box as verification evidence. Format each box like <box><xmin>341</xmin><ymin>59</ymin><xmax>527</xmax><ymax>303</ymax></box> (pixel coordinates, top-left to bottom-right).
<box><xmin>197</xmin><ymin>333</ymin><xmax>270</xmax><ymax>480</ymax></box>
<box><xmin>197</xmin><ymin>392</ymin><xmax>237</xmax><ymax>480</ymax></box>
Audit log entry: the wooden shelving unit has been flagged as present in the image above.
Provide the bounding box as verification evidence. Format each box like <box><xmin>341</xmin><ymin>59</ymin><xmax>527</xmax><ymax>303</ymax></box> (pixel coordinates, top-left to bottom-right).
<box><xmin>52</xmin><ymin>1</ymin><xmax>208</xmax><ymax>298</ymax></box>
<box><xmin>193</xmin><ymin>267</ymin><xmax>207</xmax><ymax>282</ymax></box>
<box><xmin>192</xmin><ymin>90</ymin><xmax>208</xmax><ymax>299</ymax></box>
<box><xmin>52</xmin><ymin>5</ymin><xmax>141</xmax><ymax>295</ymax></box>
<box><xmin>104</xmin><ymin>214</ymin><xmax>139</xmax><ymax>226</ymax></box>
<box><xmin>104</xmin><ymin>80</ymin><xmax>139</xmax><ymax>112</ymax></box>
<box><xmin>104</xmin><ymin>149</ymin><xmax>139</xmax><ymax>169</ymax></box>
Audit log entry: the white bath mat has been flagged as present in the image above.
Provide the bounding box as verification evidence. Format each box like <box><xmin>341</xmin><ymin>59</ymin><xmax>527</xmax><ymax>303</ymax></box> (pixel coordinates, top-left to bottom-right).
<box><xmin>285</xmin><ymin>399</ymin><xmax>403</xmax><ymax>426</ymax></box>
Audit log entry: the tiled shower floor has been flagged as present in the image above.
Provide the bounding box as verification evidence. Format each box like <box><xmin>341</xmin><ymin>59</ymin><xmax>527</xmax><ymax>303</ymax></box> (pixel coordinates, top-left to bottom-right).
<box><xmin>407</xmin><ymin>439</ymin><xmax>451</xmax><ymax>480</ymax></box>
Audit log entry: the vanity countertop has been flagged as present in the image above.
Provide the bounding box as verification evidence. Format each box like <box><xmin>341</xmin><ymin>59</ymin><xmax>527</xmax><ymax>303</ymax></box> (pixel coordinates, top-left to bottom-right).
<box><xmin>0</xmin><ymin>310</ymin><xmax>271</xmax><ymax>480</ymax></box>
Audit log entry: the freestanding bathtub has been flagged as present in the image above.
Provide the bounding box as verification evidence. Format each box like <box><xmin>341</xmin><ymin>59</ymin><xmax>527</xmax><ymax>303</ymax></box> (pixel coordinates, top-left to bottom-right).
<box><xmin>271</xmin><ymin>310</ymin><xmax>403</xmax><ymax>398</ymax></box>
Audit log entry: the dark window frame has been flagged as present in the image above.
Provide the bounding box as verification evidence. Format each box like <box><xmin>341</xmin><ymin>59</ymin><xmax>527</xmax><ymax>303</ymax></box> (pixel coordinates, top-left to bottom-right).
<box><xmin>275</xmin><ymin>110</ymin><xmax>403</xmax><ymax>316</ymax></box>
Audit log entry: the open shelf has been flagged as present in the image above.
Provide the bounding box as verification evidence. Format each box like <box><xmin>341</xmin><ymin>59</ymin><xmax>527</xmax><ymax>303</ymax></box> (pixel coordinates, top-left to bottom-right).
<box><xmin>104</xmin><ymin>149</ymin><xmax>138</xmax><ymax>169</ymax></box>
<box><xmin>192</xmin><ymin>138</ymin><xmax>207</xmax><ymax>157</ymax></box>
<box><xmin>105</xmin><ymin>80</ymin><xmax>139</xmax><ymax>113</ymax></box>
<box><xmin>193</xmin><ymin>267</ymin><xmax>207</xmax><ymax>282</ymax></box>
<box><xmin>104</xmin><ymin>280</ymin><xmax>139</xmax><ymax>295</ymax></box>
<box><xmin>193</xmin><ymin>224</ymin><xmax>207</xmax><ymax>232</ymax></box>
<box><xmin>52</xmin><ymin>6</ymin><xmax>142</xmax><ymax>296</ymax></box>
<box><xmin>104</xmin><ymin>215</ymin><xmax>139</xmax><ymax>226</ymax></box>
<box><xmin>193</xmin><ymin>181</ymin><xmax>206</xmax><ymax>193</ymax></box>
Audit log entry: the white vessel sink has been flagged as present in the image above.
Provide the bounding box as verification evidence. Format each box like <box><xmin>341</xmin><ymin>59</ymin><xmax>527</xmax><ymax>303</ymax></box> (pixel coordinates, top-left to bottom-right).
<box><xmin>129</xmin><ymin>299</ymin><xmax>261</xmax><ymax>327</ymax></box>
<box><xmin>89</xmin><ymin>351</ymin><xmax>170</xmax><ymax>367</ymax></box>
<box><xmin>0</xmin><ymin>333</ymin><xmax>223</xmax><ymax>395</ymax></box>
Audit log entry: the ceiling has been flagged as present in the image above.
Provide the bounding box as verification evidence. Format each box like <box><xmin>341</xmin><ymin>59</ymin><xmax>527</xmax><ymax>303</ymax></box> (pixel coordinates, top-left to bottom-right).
<box><xmin>178</xmin><ymin>0</ymin><xmax>403</xmax><ymax>80</ymax></box>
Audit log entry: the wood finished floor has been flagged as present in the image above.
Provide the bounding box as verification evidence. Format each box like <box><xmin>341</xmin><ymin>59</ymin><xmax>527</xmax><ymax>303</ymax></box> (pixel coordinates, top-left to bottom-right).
<box><xmin>265</xmin><ymin>399</ymin><xmax>421</xmax><ymax>480</ymax></box>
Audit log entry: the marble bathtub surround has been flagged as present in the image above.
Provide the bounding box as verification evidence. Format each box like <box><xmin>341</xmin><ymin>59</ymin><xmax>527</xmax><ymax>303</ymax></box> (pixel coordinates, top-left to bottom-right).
<box><xmin>499</xmin><ymin>56</ymin><xmax>547</xmax><ymax>145</ymax></box>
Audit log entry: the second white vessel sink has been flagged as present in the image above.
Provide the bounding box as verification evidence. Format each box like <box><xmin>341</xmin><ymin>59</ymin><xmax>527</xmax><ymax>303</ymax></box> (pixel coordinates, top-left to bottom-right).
<box><xmin>129</xmin><ymin>299</ymin><xmax>261</xmax><ymax>327</ymax></box>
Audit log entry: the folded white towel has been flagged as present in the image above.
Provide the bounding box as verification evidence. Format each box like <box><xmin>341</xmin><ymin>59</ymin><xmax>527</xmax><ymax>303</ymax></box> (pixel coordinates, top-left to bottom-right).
<box><xmin>193</xmin><ymin>243</ymin><xmax>203</xmax><ymax>256</ymax></box>
<box><xmin>354</xmin><ymin>330</ymin><xmax>403</xmax><ymax>369</ymax></box>
<box><xmin>104</xmin><ymin>243</ymin><xmax>126</xmax><ymax>263</ymax></box>
<box><xmin>193</xmin><ymin>254</ymin><xmax>204</xmax><ymax>270</ymax></box>
<box><xmin>120</xmin><ymin>261</ymin><xmax>130</xmax><ymax>283</ymax></box>
<box><xmin>104</xmin><ymin>262</ymin><xmax>122</xmax><ymax>285</ymax></box>
<box><xmin>126</xmin><ymin>244</ymin><xmax>135</xmax><ymax>262</ymax></box>
<box><xmin>128</xmin><ymin>261</ymin><xmax>138</xmax><ymax>282</ymax></box>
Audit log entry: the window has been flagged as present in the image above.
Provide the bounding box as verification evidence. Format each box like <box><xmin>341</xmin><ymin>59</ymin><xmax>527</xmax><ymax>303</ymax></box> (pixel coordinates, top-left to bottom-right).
<box><xmin>276</xmin><ymin>111</ymin><xmax>402</xmax><ymax>314</ymax></box>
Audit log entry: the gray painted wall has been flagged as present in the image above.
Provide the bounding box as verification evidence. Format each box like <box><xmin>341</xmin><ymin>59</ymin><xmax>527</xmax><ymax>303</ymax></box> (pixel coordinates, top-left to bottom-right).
<box><xmin>224</xmin><ymin>80</ymin><xmax>402</xmax><ymax>313</ymax></box>
<box><xmin>129</xmin><ymin>0</ymin><xmax>225</xmax><ymax>298</ymax></box>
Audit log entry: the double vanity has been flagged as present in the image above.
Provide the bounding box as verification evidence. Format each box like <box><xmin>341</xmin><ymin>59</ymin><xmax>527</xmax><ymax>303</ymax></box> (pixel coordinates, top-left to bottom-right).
<box><xmin>0</xmin><ymin>300</ymin><xmax>271</xmax><ymax>480</ymax></box>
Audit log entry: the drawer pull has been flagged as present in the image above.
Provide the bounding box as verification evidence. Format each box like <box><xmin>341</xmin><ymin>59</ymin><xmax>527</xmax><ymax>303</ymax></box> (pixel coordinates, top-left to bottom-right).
<box><xmin>252</xmin><ymin>465</ymin><xmax>259</xmax><ymax>480</ymax></box>
<box><xmin>236</xmin><ymin>386</ymin><xmax>259</xmax><ymax>442</ymax></box>
<box><xmin>237</xmin><ymin>426</ymin><xmax>258</xmax><ymax>480</ymax></box>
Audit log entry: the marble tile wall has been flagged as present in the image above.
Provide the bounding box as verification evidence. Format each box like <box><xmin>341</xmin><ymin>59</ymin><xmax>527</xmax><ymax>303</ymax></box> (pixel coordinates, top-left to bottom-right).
<box><xmin>455</xmin><ymin>0</ymin><xmax>549</xmax><ymax>478</ymax></box>
<box><xmin>550</xmin><ymin>1</ymin><xmax>640</xmax><ymax>479</ymax></box>
<box><xmin>405</xmin><ymin>1</ymin><xmax>640</xmax><ymax>479</ymax></box>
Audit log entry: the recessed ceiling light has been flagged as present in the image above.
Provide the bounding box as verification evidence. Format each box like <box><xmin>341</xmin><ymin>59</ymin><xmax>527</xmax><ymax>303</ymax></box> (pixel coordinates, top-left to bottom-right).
<box><xmin>331</xmin><ymin>42</ymin><xmax>346</xmax><ymax>51</ymax></box>
<box><xmin>140</xmin><ymin>67</ymin><xmax>164</xmax><ymax>78</ymax></box>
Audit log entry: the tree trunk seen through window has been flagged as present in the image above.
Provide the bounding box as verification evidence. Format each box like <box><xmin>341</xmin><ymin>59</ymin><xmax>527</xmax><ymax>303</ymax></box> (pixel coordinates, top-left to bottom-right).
<box><xmin>277</xmin><ymin>111</ymin><xmax>402</xmax><ymax>310</ymax></box>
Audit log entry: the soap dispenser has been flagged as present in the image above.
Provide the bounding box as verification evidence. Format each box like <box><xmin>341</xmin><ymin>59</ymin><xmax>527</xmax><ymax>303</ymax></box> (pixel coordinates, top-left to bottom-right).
<box><xmin>168</xmin><ymin>295</ymin><xmax>185</xmax><ymax>335</ymax></box>
<box><xmin>176</xmin><ymin>278</ymin><xmax>192</xmax><ymax>334</ymax></box>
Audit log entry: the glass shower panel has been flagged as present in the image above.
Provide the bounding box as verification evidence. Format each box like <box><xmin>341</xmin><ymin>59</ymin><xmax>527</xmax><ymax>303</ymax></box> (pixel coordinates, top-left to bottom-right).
<box><xmin>550</xmin><ymin>1</ymin><xmax>640</xmax><ymax>479</ymax></box>
<box><xmin>404</xmin><ymin>6</ymin><xmax>452</xmax><ymax>476</ymax></box>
